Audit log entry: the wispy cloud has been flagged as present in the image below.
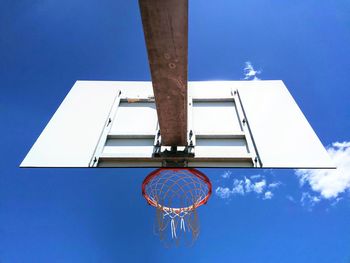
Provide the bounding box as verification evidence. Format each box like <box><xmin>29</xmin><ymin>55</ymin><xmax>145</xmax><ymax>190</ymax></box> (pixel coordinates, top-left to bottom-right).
<box><xmin>243</xmin><ymin>61</ymin><xmax>261</xmax><ymax>80</ymax></box>
<box><xmin>232</xmin><ymin>179</ymin><xmax>245</xmax><ymax>195</ymax></box>
<box><xmin>245</xmin><ymin>178</ymin><xmax>266</xmax><ymax>194</ymax></box>
<box><xmin>286</xmin><ymin>195</ymin><xmax>296</xmax><ymax>203</ymax></box>
<box><xmin>268</xmin><ymin>182</ymin><xmax>281</xmax><ymax>188</ymax></box>
<box><xmin>263</xmin><ymin>191</ymin><xmax>273</xmax><ymax>200</ymax></box>
<box><xmin>295</xmin><ymin>141</ymin><xmax>350</xmax><ymax>199</ymax></box>
<box><xmin>221</xmin><ymin>170</ymin><xmax>232</xmax><ymax>179</ymax></box>
<box><xmin>215</xmin><ymin>187</ymin><xmax>234</xmax><ymax>199</ymax></box>
<box><xmin>215</xmin><ymin>174</ymin><xmax>280</xmax><ymax>201</ymax></box>
<box><xmin>331</xmin><ymin>197</ymin><xmax>343</xmax><ymax>207</ymax></box>
<box><xmin>250</xmin><ymin>174</ymin><xmax>262</xmax><ymax>180</ymax></box>
<box><xmin>300</xmin><ymin>192</ymin><xmax>321</xmax><ymax>211</ymax></box>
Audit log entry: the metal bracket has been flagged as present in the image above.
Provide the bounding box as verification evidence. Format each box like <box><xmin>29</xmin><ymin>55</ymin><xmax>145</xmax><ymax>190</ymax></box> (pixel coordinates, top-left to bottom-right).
<box><xmin>153</xmin><ymin>129</ymin><xmax>161</xmax><ymax>156</ymax></box>
<box><xmin>162</xmin><ymin>159</ymin><xmax>188</xmax><ymax>168</ymax></box>
<box><xmin>156</xmin><ymin>146</ymin><xmax>194</xmax><ymax>158</ymax></box>
<box><xmin>232</xmin><ymin>89</ymin><xmax>263</xmax><ymax>168</ymax></box>
<box><xmin>153</xmin><ymin>130</ymin><xmax>195</xmax><ymax>167</ymax></box>
<box><xmin>89</xmin><ymin>90</ymin><xmax>122</xmax><ymax>167</ymax></box>
<box><xmin>153</xmin><ymin>144</ymin><xmax>194</xmax><ymax>158</ymax></box>
<box><xmin>187</xmin><ymin>129</ymin><xmax>195</xmax><ymax>156</ymax></box>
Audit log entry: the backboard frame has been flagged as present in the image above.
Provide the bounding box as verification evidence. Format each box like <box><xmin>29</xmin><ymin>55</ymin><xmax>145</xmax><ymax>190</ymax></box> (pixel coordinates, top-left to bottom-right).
<box><xmin>20</xmin><ymin>80</ymin><xmax>335</xmax><ymax>169</ymax></box>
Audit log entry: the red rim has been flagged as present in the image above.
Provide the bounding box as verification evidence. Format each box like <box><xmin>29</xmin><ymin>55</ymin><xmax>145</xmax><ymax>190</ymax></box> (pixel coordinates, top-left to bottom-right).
<box><xmin>142</xmin><ymin>168</ymin><xmax>212</xmax><ymax>211</ymax></box>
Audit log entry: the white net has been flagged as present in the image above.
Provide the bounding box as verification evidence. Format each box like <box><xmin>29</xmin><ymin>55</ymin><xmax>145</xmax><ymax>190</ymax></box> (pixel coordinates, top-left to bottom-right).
<box><xmin>143</xmin><ymin>169</ymin><xmax>211</xmax><ymax>246</ymax></box>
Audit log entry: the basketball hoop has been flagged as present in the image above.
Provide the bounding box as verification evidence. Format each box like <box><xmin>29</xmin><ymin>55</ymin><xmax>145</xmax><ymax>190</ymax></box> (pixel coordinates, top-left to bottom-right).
<box><xmin>142</xmin><ymin>168</ymin><xmax>212</xmax><ymax>245</ymax></box>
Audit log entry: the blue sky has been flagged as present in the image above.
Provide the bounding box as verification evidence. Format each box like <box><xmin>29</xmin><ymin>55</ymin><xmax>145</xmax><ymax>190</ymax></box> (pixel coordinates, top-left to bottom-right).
<box><xmin>1</xmin><ymin>0</ymin><xmax>350</xmax><ymax>262</ymax></box>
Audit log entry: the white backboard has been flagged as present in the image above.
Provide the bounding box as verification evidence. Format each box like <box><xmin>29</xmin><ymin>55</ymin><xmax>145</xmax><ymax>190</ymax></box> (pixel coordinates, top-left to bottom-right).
<box><xmin>21</xmin><ymin>80</ymin><xmax>335</xmax><ymax>168</ymax></box>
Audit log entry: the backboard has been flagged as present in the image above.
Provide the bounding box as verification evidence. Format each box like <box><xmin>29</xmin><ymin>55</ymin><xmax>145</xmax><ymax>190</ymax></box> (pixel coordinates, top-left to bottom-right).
<box><xmin>21</xmin><ymin>80</ymin><xmax>335</xmax><ymax>168</ymax></box>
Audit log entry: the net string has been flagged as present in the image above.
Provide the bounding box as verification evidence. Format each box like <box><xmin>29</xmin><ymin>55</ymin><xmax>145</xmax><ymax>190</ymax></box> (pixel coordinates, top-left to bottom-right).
<box><xmin>144</xmin><ymin>169</ymin><xmax>210</xmax><ymax>245</ymax></box>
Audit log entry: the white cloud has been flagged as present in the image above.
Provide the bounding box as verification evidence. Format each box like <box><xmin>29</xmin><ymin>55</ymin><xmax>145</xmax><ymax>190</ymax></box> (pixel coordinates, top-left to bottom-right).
<box><xmin>263</xmin><ymin>191</ymin><xmax>273</xmax><ymax>200</ymax></box>
<box><xmin>250</xmin><ymin>174</ymin><xmax>262</xmax><ymax>180</ymax></box>
<box><xmin>286</xmin><ymin>195</ymin><xmax>295</xmax><ymax>203</ymax></box>
<box><xmin>295</xmin><ymin>141</ymin><xmax>350</xmax><ymax>199</ymax></box>
<box><xmin>243</xmin><ymin>61</ymin><xmax>261</xmax><ymax>81</ymax></box>
<box><xmin>215</xmin><ymin>180</ymin><xmax>245</xmax><ymax>199</ymax></box>
<box><xmin>252</xmin><ymin>180</ymin><xmax>266</xmax><ymax>193</ymax></box>
<box><xmin>244</xmin><ymin>177</ymin><xmax>252</xmax><ymax>192</ymax></box>
<box><xmin>232</xmin><ymin>179</ymin><xmax>245</xmax><ymax>195</ymax></box>
<box><xmin>331</xmin><ymin>197</ymin><xmax>342</xmax><ymax>206</ymax></box>
<box><xmin>245</xmin><ymin>177</ymin><xmax>267</xmax><ymax>194</ymax></box>
<box><xmin>215</xmin><ymin>175</ymin><xmax>279</xmax><ymax>200</ymax></box>
<box><xmin>301</xmin><ymin>192</ymin><xmax>321</xmax><ymax>209</ymax></box>
<box><xmin>221</xmin><ymin>170</ymin><xmax>232</xmax><ymax>179</ymax></box>
<box><xmin>215</xmin><ymin>187</ymin><xmax>232</xmax><ymax>199</ymax></box>
<box><xmin>268</xmin><ymin>182</ymin><xmax>281</xmax><ymax>188</ymax></box>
